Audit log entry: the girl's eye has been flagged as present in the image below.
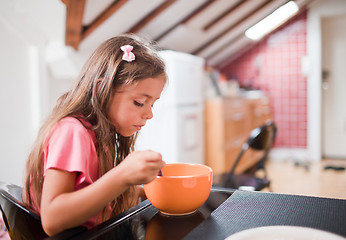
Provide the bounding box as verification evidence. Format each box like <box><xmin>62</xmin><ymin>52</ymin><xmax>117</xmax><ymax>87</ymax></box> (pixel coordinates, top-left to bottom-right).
<box><xmin>134</xmin><ymin>101</ymin><xmax>144</xmax><ymax>107</ymax></box>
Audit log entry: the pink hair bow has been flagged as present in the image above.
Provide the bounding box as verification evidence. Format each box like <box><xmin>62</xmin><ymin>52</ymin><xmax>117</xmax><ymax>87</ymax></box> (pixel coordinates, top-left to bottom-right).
<box><xmin>120</xmin><ymin>45</ymin><xmax>135</xmax><ymax>62</ymax></box>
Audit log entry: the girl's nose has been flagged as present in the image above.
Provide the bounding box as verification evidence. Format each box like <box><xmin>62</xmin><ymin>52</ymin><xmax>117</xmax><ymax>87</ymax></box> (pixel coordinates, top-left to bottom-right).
<box><xmin>143</xmin><ymin>107</ymin><xmax>153</xmax><ymax>119</ymax></box>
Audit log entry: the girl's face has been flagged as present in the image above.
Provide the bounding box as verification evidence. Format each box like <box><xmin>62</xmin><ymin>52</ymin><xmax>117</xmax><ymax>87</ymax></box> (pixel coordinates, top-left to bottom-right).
<box><xmin>107</xmin><ymin>76</ymin><xmax>166</xmax><ymax>137</ymax></box>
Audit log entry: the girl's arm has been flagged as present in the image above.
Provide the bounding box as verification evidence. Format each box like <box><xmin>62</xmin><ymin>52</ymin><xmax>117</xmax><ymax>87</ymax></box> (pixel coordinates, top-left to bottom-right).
<box><xmin>40</xmin><ymin>150</ymin><xmax>164</xmax><ymax>236</ymax></box>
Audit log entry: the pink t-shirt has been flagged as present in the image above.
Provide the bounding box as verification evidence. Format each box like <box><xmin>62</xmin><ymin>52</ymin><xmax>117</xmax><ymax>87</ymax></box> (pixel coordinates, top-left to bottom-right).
<box><xmin>40</xmin><ymin>117</ymin><xmax>101</xmax><ymax>228</ymax></box>
<box><xmin>43</xmin><ymin>117</ymin><xmax>99</xmax><ymax>189</ymax></box>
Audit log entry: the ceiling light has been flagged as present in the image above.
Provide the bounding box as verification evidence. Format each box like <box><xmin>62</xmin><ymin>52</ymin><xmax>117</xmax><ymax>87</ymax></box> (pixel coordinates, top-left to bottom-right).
<box><xmin>245</xmin><ymin>1</ymin><xmax>299</xmax><ymax>41</ymax></box>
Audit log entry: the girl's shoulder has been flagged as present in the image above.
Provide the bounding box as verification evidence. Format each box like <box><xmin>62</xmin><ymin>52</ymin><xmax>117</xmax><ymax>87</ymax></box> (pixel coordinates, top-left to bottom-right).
<box><xmin>53</xmin><ymin>116</ymin><xmax>96</xmax><ymax>141</ymax></box>
<box><xmin>59</xmin><ymin>116</ymin><xmax>81</xmax><ymax>124</ymax></box>
<box><xmin>58</xmin><ymin>116</ymin><xmax>92</xmax><ymax>129</ymax></box>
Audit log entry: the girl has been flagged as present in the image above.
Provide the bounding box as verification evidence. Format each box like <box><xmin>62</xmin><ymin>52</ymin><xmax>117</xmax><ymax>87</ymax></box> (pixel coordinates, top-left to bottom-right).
<box><xmin>23</xmin><ymin>34</ymin><xmax>167</xmax><ymax>236</ymax></box>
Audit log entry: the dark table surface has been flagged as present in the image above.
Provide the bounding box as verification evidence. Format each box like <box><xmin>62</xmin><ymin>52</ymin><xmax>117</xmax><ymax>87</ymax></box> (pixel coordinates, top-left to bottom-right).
<box><xmin>64</xmin><ymin>186</ymin><xmax>234</xmax><ymax>240</ymax></box>
<box><xmin>48</xmin><ymin>187</ymin><xmax>346</xmax><ymax>240</ymax></box>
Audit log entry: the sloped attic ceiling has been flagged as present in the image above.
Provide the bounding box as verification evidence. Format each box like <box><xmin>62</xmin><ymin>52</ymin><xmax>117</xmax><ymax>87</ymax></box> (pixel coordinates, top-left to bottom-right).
<box><xmin>62</xmin><ymin>0</ymin><xmax>314</xmax><ymax>68</ymax></box>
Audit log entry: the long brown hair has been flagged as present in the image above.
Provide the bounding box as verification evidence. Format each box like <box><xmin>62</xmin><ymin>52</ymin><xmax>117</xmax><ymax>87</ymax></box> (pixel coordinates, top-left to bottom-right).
<box><xmin>23</xmin><ymin>34</ymin><xmax>166</xmax><ymax>220</ymax></box>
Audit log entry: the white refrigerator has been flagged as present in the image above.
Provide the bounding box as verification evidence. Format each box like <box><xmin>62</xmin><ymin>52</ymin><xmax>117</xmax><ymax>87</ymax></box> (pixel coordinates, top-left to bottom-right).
<box><xmin>136</xmin><ymin>50</ymin><xmax>205</xmax><ymax>165</ymax></box>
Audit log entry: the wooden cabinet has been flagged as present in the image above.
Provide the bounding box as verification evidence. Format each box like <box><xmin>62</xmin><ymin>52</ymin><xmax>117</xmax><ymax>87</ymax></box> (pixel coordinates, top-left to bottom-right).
<box><xmin>247</xmin><ymin>97</ymin><xmax>272</xmax><ymax>129</ymax></box>
<box><xmin>204</xmin><ymin>96</ymin><xmax>272</xmax><ymax>175</ymax></box>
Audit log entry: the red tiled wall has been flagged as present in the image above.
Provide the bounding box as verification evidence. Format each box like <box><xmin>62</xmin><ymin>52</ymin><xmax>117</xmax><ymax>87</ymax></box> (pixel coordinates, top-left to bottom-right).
<box><xmin>220</xmin><ymin>11</ymin><xmax>307</xmax><ymax>148</ymax></box>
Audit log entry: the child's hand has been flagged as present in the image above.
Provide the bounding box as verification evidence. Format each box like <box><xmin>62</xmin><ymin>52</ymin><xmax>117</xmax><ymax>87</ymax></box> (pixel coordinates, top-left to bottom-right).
<box><xmin>118</xmin><ymin>150</ymin><xmax>165</xmax><ymax>186</ymax></box>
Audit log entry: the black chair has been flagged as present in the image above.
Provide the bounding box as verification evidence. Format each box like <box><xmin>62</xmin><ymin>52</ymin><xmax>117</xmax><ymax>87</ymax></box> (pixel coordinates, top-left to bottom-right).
<box><xmin>0</xmin><ymin>182</ymin><xmax>48</xmax><ymax>239</ymax></box>
<box><xmin>0</xmin><ymin>182</ymin><xmax>86</xmax><ymax>240</ymax></box>
<box><xmin>217</xmin><ymin>120</ymin><xmax>277</xmax><ymax>191</ymax></box>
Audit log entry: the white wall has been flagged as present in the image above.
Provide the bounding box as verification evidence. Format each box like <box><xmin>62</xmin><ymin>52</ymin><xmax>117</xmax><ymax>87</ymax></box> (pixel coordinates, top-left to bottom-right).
<box><xmin>0</xmin><ymin>0</ymin><xmax>76</xmax><ymax>186</ymax></box>
<box><xmin>0</xmin><ymin>19</ymin><xmax>36</xmax><ymax>185</ymax></box>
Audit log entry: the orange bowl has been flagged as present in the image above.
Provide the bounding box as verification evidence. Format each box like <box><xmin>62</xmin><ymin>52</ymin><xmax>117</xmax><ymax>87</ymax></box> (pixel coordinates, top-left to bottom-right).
<box><xmin>143</xmin><ymin>163</ymin><xmax>213</xmax><ymax>215</ymax></box>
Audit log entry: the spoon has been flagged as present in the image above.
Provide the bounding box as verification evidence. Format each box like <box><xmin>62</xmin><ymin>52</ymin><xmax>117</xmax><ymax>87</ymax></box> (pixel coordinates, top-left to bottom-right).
<box><xmin>158</xmin><ymin>170</ymin><xmax>163</xmax><ymax>176</ymax></box>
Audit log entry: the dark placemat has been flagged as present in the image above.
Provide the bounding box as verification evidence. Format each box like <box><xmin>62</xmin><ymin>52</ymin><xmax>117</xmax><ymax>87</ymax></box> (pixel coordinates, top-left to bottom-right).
<box><xmin>184</xmin><ymin>190</ymin><xmax>346</xmax><ymax>240</ymax></box>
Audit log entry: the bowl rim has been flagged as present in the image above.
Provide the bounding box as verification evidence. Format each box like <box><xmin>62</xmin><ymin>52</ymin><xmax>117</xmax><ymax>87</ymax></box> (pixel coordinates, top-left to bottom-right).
<box><xmin>157</xmin><ymin>162</ymin><xmax>213</xmax><ymax>179</ymax></box>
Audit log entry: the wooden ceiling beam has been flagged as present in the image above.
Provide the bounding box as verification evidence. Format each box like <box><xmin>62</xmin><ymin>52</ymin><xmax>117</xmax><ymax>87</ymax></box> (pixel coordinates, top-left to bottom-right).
<box><xmin>128</xmin><ymin>0</ymin><xmax>177</xmax><ymax>33</ymax></box>
<box><xmin>82</xmin><ymin>0</ymin><xmax>128</xmax><ymax>41</ymax></box>
<box><xmin>65</xmin><ymin>0</ymin><xmax>86</xmax><ymax>50</ymax></box>
<box><xmin>180</xmin><ymin>0</ymin><xmax>217</xmax><ymax>24</ymax></box>
<box><xmin>155</xmin><ymin>0</ymin><xmax>217</xmax><ymax>42</ymax></box>
<box><xmin>192</xmin><ymin>0</ymin><xmax>273</xmax><ymax>55</ymax></box>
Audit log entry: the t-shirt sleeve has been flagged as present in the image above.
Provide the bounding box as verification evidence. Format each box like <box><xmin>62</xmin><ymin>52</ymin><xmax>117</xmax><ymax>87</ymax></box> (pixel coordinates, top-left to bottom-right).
<box><xmin>43</xmin><ymin>118</ymin><xmax>98</xmax><ymax>185</ymax></box>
